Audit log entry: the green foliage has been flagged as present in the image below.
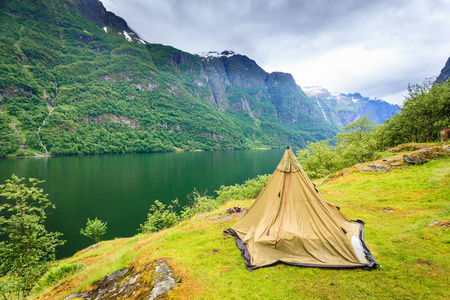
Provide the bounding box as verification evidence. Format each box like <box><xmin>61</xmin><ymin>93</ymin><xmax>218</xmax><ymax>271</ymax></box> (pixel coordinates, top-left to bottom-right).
<box><xmin>0</xmin><ymin>0</ymin><xmax>336</xmax><ymax>157</ymax></box>
<box><xmin>80</xmin><ymin>218</ymin><xmax>107</xmax><ymax>243</ymax></box>
<box><xmin>297</xmin><ymin>116</ymin><xmax>381</xmax><ymax>179</ymax></box>
<box><xmin>140</xmin><ymin>200</ymin><xmax>180</xmax><ymax>233</ymax></box>
<box><xmin>0</xmin><ymin>175</ymin><xmax>65</xmax><ymax>298</ymax></box>
<box><xmin>215</xmin><ymin>174</ymin><xmax>271</xmax><ymax>203</ymax></box>
<box><xmin>0</xmin><ymin>115</ymin><xmax>19</xmax><ymax>157</ymax></box>
<box><xmin>382</xmin><ymin>78</ymin><xmax>450</xmax><ymax>146</ymax></box>
<box><xmin>297</xmin><ymin>140</ymin><xmax>343</xmax><ymax>178</ymax></box>
<box><xmin>336</xmin><ymin>115</ymin><xmax>380</xmax><ymax>164</ymax></box>
<box><xmin>140</xmin><ymin>175</ymin><xmax>270</xmax><ymax>234</ymax></box>
<box><xmin>187</xmin><ymin>189</ymin><xmax>218</xmax><ymax>214</ymax></box>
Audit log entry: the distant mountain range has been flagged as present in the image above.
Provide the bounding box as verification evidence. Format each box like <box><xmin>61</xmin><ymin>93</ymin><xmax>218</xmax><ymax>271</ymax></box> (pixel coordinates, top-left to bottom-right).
<box><xmin>303</xmin><ymin>87</ymin><xmax>400</xmax><ymax>128</ymax></box>
<box><xmin>0</xmin><ymin>0</ymin><xmax>400</xmax><ymax>156</ymax></box>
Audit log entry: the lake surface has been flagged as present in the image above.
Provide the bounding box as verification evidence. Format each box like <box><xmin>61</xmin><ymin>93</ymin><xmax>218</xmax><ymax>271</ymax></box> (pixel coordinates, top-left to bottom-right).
<box><xmin>0</xmin><ymin>149</ymin><xmax>285</xmax><ymax>258</ymax></box>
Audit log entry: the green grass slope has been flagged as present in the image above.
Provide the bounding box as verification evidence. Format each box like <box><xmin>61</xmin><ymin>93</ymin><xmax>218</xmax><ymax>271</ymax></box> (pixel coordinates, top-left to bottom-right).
<box><xmin>30</xmin><ymin>153</ymin><xmax>449</xmax><ymax>299</ymax></box>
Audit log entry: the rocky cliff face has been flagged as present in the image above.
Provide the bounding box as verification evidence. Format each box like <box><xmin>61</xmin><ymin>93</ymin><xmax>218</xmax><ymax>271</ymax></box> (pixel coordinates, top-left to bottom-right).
<box><xmin>156</xmin><ymin>49</ymin><xmax>330</xmax><ymax>134</ymax></box>
<box><xmin>436</xmin><ymin>57</ymin><xmax>450</xmax><ymax>83</ymax></box>
<box><xmin>303</xmin><ymin>86</ymin><xmax>400</xmax><ymax>128</ymax></box>
<box><xmin>72</xmin><ymin>0</ymin><xmax>136</xmax><ymax>34</ymax></box>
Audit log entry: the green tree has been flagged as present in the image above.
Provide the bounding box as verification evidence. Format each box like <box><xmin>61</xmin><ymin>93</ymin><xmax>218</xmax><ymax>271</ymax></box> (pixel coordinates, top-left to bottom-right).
<box><xmin>0</xmin><ymin>175</ymin><xmax>65</xmax><ymax>299</ymax></box>
<box><xmin>296</xmin><ymin>140</ymin><xmax>342</xmax><ymax>178</ymax></box>
<box><xmin>336</xmin><ymin>116</ymin><xmax>378</xmax><ymax>164</ymax></box>
<box><xmin>80</xmin><ymin>218</ymin><xmax>107</xmax><ymax>243</ymax></box>
<box><xmin>383</xmin><ymin>78</ymin><xmax>450</xmax><ymax>146</ymax></box>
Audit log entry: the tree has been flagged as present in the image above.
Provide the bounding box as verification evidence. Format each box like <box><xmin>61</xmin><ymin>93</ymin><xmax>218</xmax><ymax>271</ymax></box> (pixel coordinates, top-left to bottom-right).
<box><xmin>296</xmin><ymin>140</ymin><xmax>342</xmax><ymax>178</ymax></box>
<box><xmin>383</xmin><ymin>78</ymin><xmax>450</xmax><ymax>146</ymax></box>
<box><xmin>80</xmin><ymin>218</ymin><xmax>107</xmax><ymax>243</ymax></box>
<box><xmin>0</xmin><ymin>175</ymin><xmax>65</xmax><ymax>299</ymax></box>
<box><xmin>336</xmin><ymin>116</ymin><xmax>378</xmax><ymax>164</ymax></box>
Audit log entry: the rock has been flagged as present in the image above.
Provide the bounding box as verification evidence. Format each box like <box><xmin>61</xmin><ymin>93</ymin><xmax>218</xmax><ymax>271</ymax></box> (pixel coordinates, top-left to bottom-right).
<box><xmin>403</xmin><ymin>154</ymin><xmax>428</xmax><ymax>165</ymax></box>
<box><xmin>403</xmin><ymin>146</ymin><xmax>449</xmax><ymax>165</ymax></box>
<box><xmin>64</xmin><ymin>258</ymin><xmax>179</xmax><ymax>300</ymax></box>
<box><xmin>88</xmin><ymin>243</ymin><xmax>103</xmax><ymax>250</ymax></box>
<box><xmin>428</xmin><ymin>220</ymin><xmax>450</xmax><ymax>228</ymax></box>
<box><xmin>443</xmin><ymin>145</ymin><xmax>450</xmax><ymax>152</ymax></box>
<box><xmin>148</xmin><ymin>259</ymin><xmax>179</xmax><ymax>300</ymax></box>
<box><xmin>226</xmin><ymin>206</ymin><xmax>242</xmax><ymax>213</ymax></box>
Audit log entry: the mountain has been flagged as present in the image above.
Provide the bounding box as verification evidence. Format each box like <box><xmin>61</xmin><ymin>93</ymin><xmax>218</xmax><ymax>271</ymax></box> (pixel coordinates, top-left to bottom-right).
<box><xmin>0</xmin><ymin>0</ymin><xmax>337</xmax><ymax>157</ymax></box>
<box><xmin>303</xmin><ymin>86</ymin><xmax>400</xmax><ymax>128</ymax></box>
<box><xmin>436</xmin><ymin>56</ymin><xmax>450</xmax><ymax>83</ymax></box>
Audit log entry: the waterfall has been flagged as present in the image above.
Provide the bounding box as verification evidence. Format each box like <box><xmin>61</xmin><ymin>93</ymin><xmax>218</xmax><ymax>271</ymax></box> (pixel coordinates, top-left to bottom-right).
<box><xmin>11</xmin><ymin>118</ymin><xmax>27</xmax><ymax>149</ymax></box>
<box><xmin>37</xmin><ymin>81</ymin><xmax>58</xmax><ymax>155</ymax></box>
<box><xmin>315</xmin><ymin>97</ymin><xmax>328</xmax><ymax>121</ymax></box>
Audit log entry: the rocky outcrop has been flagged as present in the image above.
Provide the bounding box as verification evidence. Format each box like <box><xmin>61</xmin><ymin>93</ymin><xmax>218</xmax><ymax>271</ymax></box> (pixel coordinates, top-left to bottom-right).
<box><xmin>65</xmin><ymin>258</ymin><xmax>179</xmax><ymax>300</ymax></box>
<box><xmin>324</xmin><ymin>144</ymin><xmax>449</xmax><ymax>183</ymax></box>
<box><xmin>84</xmin><ymin>114</ymin><xmax>140</xmax><ymax>130</ymax></box>
<box><xmin>71</xmin><ymin>0</ymin><xmax>136</xmax><ymax>35</ymax></box>
<box><xmin>402</xmin><ymin>146</ymin><xmax>450</xmax><ymax>165</ymax></box>
<box><xmin>436</xmin><ymin>57</ymin><xmax>450</xmax><ymax>84</ymax></box>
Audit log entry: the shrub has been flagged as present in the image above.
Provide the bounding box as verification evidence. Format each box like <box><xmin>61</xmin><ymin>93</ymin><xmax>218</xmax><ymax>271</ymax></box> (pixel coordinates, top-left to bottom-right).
<box><xmin>215</xmin><ymin>174</ymin><xmax>270</xmax><ymax>204</ymax></box>
<box><xmin>140</xmin><ymin>200</ymin><xmax>180</xmax><ymax>233</ymax></box>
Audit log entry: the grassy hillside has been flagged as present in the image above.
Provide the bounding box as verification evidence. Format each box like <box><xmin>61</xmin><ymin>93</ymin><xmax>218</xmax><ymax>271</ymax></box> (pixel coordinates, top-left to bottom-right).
<box><xmin>22</xmin><ymin>150</ymin><xmax>450</xmax><ymax>299</ymax></box>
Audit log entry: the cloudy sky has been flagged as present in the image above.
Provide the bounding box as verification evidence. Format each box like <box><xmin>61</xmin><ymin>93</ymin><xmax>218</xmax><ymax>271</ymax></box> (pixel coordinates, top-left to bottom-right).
<box><xmin>101</xmin><ymin>0</ymin><xmax>450</xmax><ymax>105</ymax></box>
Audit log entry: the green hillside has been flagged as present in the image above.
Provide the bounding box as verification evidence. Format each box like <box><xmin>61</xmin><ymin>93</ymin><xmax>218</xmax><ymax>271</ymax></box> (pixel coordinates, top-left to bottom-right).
<box><xmin>0</xmin><ymin>0</ymin><xmax>335</xmax><ymax>157</ymax></box>
<box><xmin>25</xmin><ymin>147</ymin><xmax>449</xmax><ymax>299</ymax></box>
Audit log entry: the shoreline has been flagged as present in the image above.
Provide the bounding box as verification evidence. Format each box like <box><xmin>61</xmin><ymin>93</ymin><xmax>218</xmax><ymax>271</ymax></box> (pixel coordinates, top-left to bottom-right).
<box><xmin>1</xmin><ymin>147</ymin><xmax>281</xmax><ymax>160</ymax></box>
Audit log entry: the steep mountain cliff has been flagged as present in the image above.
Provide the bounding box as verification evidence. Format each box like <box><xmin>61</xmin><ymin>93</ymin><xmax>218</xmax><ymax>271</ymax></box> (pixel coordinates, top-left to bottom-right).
<box><xmin>436</xmin><ymin>56</ymin><xmax>450</xmax><ymax>84</ymax></box>
<box><xmin>0</xmin><ymin>0</ymin><xmax>336</xmax><ymax>156</ymax></box>
<box><xmin>303</xmin><ymin>86</ymin><xmax>400</xmax><ymax>128</ymax></box>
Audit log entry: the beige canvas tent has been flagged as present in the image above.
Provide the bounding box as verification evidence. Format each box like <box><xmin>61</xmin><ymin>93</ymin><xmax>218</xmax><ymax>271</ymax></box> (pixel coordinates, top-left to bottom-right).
<box><xmin>225</xmin><ymin>147</ymin><xmax>377</xmax><ymax>270</ymax></box>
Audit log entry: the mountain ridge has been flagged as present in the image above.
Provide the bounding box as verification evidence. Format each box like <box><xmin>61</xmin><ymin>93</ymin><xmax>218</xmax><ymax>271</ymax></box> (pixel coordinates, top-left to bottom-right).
<box><xmin>0</xmin><ymin>0</ymin><xmax>397</xmax><ymax>157</ymax></box>
<box><xmin>303</xmin><ymin>86</ymin><xmax>400</xmax><ymax>128</ymax></box>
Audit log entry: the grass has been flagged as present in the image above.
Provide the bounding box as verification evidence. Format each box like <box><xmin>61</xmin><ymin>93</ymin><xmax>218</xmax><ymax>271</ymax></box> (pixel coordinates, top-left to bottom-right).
<box><xmin>27</xmin><ymin>153</ymin><xmax>450</xmax><ymax>299</ymax></box>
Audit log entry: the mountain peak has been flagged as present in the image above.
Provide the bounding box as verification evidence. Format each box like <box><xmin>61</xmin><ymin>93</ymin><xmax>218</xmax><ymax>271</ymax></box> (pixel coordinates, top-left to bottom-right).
<box><xmin>436</xmin><ymin>56</ymin><xmax>450</xmax><ymax>83</ymax></box>
<box><xmin>72</xmin><ymin>0</ymin><xmax>140</xmax><ymax>38</ymax></box>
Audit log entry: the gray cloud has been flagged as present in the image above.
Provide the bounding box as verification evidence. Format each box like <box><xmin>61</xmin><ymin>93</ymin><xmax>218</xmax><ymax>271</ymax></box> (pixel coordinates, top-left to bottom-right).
<box><xmin>102</xmin><ymin>0</ymin><xmax>450</xmax><ymax>104</ymax></box>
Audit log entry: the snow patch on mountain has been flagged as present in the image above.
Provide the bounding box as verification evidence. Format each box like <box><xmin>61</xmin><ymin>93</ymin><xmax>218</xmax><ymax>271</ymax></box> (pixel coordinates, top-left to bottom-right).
<box><xmin>123</xmin><ymin>31</ymin><xmax>132</xmax><ymax>42</ymax></box>
<box><xmin>196</xmin><ymin>50</ymin><xmax>237</xmax><ymax>59</ymax></box>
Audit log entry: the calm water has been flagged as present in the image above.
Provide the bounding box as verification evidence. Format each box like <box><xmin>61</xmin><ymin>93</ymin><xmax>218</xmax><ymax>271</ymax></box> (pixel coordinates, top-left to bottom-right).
<box><xmin>0</xmin><ymin>149</ymin><xmax>285</xmax><ymax>258</ymax></box>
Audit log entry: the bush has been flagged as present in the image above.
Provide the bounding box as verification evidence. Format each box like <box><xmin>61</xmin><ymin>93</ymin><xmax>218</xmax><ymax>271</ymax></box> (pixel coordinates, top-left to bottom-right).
<box><xmin>215</xmin><ymin>175</ymin><xmax>270</xmax><ymax>204</ymax></box>
<box><xmin>140</xmin><ymin>200</ymin><xmax>180</xmax><ymax>233</ymax></box>
<box><xmin>296</xmin><ymin>116</ymin><xmax>382</xmax><ymax>179</ymax></box>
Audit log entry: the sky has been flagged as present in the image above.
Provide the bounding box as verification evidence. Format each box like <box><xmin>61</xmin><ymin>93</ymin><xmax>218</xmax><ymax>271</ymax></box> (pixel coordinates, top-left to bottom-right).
<box><xmin>101</xmin><ymin>0</ymin><xmax>450</xmax><ymax>105</ymax></box>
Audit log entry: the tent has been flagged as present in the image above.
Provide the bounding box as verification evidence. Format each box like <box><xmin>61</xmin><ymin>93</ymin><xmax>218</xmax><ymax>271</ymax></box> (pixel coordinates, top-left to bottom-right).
<box><xmin>224</xmin><ymin>147</ymin><xmax>377</xmax><ymax>270</ymax></box>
